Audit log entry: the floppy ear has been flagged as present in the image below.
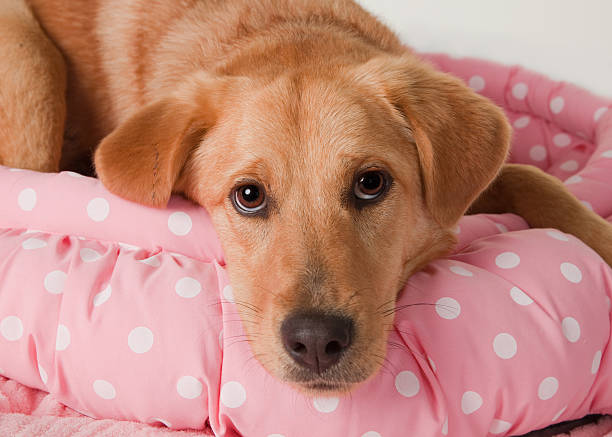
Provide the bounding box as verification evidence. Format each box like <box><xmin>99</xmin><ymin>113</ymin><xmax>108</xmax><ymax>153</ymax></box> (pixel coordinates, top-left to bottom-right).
<box><xmin>353</xmin><ymin>56</ymin><xmax>511</xmax><ymax>228</ymax></box>
<box><xmin>94</xmin><ymin>74</ymin><xmax>231</xmax><ymax>208</ymax></box>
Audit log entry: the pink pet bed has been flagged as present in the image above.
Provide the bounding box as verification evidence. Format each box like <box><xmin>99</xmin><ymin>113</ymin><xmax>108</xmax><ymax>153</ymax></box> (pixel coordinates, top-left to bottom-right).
<box><xmin>0</xmin><ymin>53</ymin><xmax>611</xmax><ymax>437</ymax></box>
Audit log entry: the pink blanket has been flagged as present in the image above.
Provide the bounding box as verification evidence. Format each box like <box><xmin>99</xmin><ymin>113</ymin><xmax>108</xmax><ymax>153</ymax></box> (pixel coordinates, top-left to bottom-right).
<box><xmin>0</xmin><ymin>376</ymin><xmax>211</xmax><ymax>436</ymax></box>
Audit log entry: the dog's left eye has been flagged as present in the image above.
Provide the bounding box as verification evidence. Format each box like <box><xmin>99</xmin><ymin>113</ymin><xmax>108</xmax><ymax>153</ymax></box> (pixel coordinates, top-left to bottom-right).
<box><xmin>232</xmin><ymin>183</ymin><xmax>267</xmax><ymax>215</ymax></box>
<box><xmin>354</xmin><ymin>170</ymin><xmax>388</xmax><ymax>201</ymax></box>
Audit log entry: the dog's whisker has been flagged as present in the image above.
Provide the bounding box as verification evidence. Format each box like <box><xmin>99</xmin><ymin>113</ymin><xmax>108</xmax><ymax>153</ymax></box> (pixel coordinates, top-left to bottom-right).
<box><xmin>232</xmin><ymin>299</ymin><xmax>263</xmax><ymax>313</ymax></box>
<box><xmin>219</xmin><ymin>300</ymin><xmax>264</xmax><ymax>316</ymax></box>
<box><xmin>242</xmin><ymin>352</ymin><xmax>275</xmax><ymax>376</ymax></box>
<box><xmin>222</xmin><ymin>318</ymin><xmax>261</xmax><ymax>325</ymax></box>
<box><xmin>376</xmin><ymin>297</ymin><xmax>396</xmax><ymax>311</ymax></box>
<box><xmin>386</xmin><ymin>340</ymin><xmax>410</xmax><ymax>352</ymax></box>
<box><xmin>381</xmin><ymin>302</ymin><xmax>437</xmax><ymax>318</ymax></box>
<box><xmin>370</xmin><ymin>352</ymin><xmax>398</xmax><ymax>376</ymax></box>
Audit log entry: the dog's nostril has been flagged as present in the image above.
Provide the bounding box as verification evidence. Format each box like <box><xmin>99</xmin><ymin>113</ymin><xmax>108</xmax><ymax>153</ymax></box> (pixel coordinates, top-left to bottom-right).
<box><xmin>292</xmin><ymin>342</ymin><xmax>307</xmax><ymax>354</ymax></box>
<box><xmin>325</xmin><ymin>340</ymin><xmax>342</xmax><ymax>356</ymax></box>
<box><xmin>281</xmin><ymin>312</ymin><xmax>354</xmax><ymax>374</ymax></box>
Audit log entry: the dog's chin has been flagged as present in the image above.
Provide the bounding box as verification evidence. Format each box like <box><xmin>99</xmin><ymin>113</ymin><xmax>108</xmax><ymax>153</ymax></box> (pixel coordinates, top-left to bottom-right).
<box><xmin>277</xmin><ymin>360</ymin><xmax>377</xmax><ymax>396</ymax></box>
<box><xmin>300</xmin><ymin>380</ymin><xmax>354</xmax><ymax>395</ymax></box>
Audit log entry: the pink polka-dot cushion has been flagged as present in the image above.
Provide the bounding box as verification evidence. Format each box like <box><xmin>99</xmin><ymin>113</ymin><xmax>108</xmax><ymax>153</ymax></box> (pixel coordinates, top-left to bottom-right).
<box><xmin>0</xmin><ymin>53</ymin><xmax>611</xmax><ymax>437</ymax></box>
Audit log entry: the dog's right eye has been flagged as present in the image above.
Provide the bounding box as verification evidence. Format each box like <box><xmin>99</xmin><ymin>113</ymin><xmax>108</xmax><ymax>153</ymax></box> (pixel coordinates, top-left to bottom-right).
<box><xmin>232</xmin><ymin>183</ymin><xmax>267</xmax><ymax>215</ymax></box>
<box><xmin>353</xmin><ymin>169</ymin><xmax>390</xmax><ymax>203</ymax></box>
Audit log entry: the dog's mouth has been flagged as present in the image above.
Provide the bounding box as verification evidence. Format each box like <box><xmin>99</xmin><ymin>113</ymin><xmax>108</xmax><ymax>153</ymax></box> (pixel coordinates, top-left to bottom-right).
<box><xmin>280</xmin><ymin>351</ymin><xmax>375</xmax><ymax>395</ymax></box>
<box><xmin>302</xmin><ymin>381</ymin><xmax>348</xmax><ymax>392</ymax></box>
<box><xmin>288</xmin><ymin>373</ymin><xmax>357</xmax><ymax>394</ymax></box>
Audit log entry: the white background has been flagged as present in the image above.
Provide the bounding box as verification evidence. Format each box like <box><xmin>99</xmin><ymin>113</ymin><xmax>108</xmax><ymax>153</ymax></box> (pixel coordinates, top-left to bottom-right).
<box><xmin>357</xmin><ymin>0</ymin><xmax>612</xmax><ymax>98</ymax></box>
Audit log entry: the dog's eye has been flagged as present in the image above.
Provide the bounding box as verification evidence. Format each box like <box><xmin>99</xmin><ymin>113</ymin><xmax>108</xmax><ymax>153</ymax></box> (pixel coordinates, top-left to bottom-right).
<box><xmin>232</xmin><ymin>183</ymin><xmax>267</xmax><ymax>214</ymax></box>
<box><xmin>354</xmin><ymin>170</ymin><xmax>387</xmax><ymax>201</ymax></box>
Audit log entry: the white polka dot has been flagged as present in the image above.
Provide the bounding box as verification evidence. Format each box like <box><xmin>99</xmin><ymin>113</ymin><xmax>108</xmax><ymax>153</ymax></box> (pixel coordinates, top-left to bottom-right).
<box><xmin>513</xmin><ymin>116</ymin><xmax>531</xmax><ymax>129</ymax></box>
<box><xmin>560</xmin><ymin>262</ymin><xmax>582</xmax><ymax>283</ymax></box>
<box><xmin>581</xmin><ymin>200</ymin><xmax>594</xmax><ymax>211</ymax></box>
<box><xmin>428</xmin><ymin>356</ymin><xmax>437</xmax><ymax>373</ymax></box>
<box><xmin>128</xmin><ymin>326</ymin><xmax>154</xmax><ymax>354</ymax></box>
<box><xmin>553</xmin><ymin>133</ymin><xmax>571</xmax><ymax>147</ymax></box>
<box><xmin>461</xmin><ymin>391</ymin><xmax>483</xmax><ymax>415</ymax></box>
<box><xmin>489</xmin><ymin>419</ymin><xmax>512</xmax><ymax>435</ymax></box>
<box><xmin>529</xmin><ymin>145</ymin><xmax>547</xmax><ymax>161</ymax></box>
<box><xmin>93</xmin><ymin>379</ymin><xmax>116</xmax><ymax>400</ymax></box>
<box><xmin>552</xmin><ymin>405</ymin><xmax>567</xmax><ymax>422</ymax></box>
<box><xmin>1</xmin><ymin>316</ymin><xmax>23</xmax><ymax>341</ymax></box>
<box><xmin>313</xmin><ymin>397</ymin><xmax>339</xmax><ymax>413</ymax></box>
<box><xmin>592</xmin><ymin>350</ymin><xmax>602</xmax><ymax>374</ymax></box>
<box><xmin>562</xmin><ymin>317</ymin><xmax>581</xmax><ymax>343</ymax></box>
<box><xmin>222</xmin><ymin>285</ymin><xmax>235</xmax><ymax>302</ymax></box>
<box><xmin>602</xmin><ymin>150</ymin><xmax>612</xmax><ymax>158</ymax></box>
<box><xmin>468</xmin><ymin>75</ymin><xmax>485</xmax><ymax>92</ymax></box>
<box><xmin>594</xmin><ymin>107</ymin><xmax>608</xmax><ymax>122</ymax></box>
<box><xmin>219</xmin><ymin>329</ymin><xmax>224</xmax><ymax>349</ymax></box>
<box><xmin>87</xmin><ymin>198</ymin><xmax>110</xmax><ymax>222</ymax></box>
<box><xmin>495</xmin><ymin>252</ymin><xmax>520</xmax><ymax>269</ymax></box>
<box><xmin>18</xmin><ymin>188</ymin><xmax>37</xmax><ymax>211</ymax></box>
<box><xmin>550</xmin><ymin>96</ymin><xmax>565</xmax><ymax>114</ymax></box>
<box><xmin>491</xmin><ymin>224</ymin><xmax>506</xmax><ymax>235</ymax></box>
<box><xmin>151</xmin><ymin>418</ymin><xmax>172</xmax><ymax>428</ymax></box>
<box><xmin>449</xmin><ymin>265</ymin><xmax>473</xmax><ymax>277</ymax></box>
<box><xmin>493</xmin><ymin>333</ymin><xmax>517</xmax><ymax>359</ymax></box>
<box><xmin>565</xmin><ymin>175</ymin><xmax>582</xmax><ymax>185</ymax></box>
<box><xmin>22</xmin><ymin>238</ymin><xmax>47</xmax><ymax>250</ymax></box>
<box><xmin>442</xmin><ymin>417</ymin><xmax>448</xmax><ymax>435</ymax></box>
<box><xmin>8</xmin><ymin>168</ymin><xmax>24</xmax><ymax>172</ymax></box>
<box><xmin>538</xmin><ymin>377</ymin><xmax>559</xmax><ymax>400</ymax></box>
<box><xmin>139</xmin><ymin>255</ymin><xmax>161</xmax><ymax>267</ymax></box>
<box><xmin>452</xmin><ymin>225</ymin><xmax>461</xmax><ymax>234</ymax></box>
<box><xmin>395</xmin><ymin>371</ymin><xmax>420</xmax><ymax>398</ymax></box>
<box><xmin>560</xmin><ymin>160</ymin><xmax>579</xmax><ymax>172</ymax></box>
<box><xmin>175</xmin><ymin>277</ymin><xmax>201</xmax><ymax>298</ymax></box>
<box><xmin>38</xmin><ymin>363</ymin><xmax>48</xmax><ymax>385</ymax></box>
<box><xmin>93</xmin><ymin>284</ymin><xmax>112</xmax><ymax>307</ymax></box>
<box><xmin>168</xmin><ymin>212</ymin><xmax>192</xmax><ymax>236</ymax></box>
<box><xmin>435</xmin><ymin>297</ymin><xmax>461</xmax><ymax>320</ymax></box>
<box><xmin>546</xmin><ymin>230</ymin><xmax>569</xmax><ymax>241</ymax></box>
<box><xmin>80</xmin><ymin>248</ymin><xmax>102</xmax><ymax>262</ymax></box>
<box><xmin>44</xmin><ymin>270</ymin><xmax>67</xmax><ymax>295</ymax></box>
<box><xmin>176</xmin><ymin>376</ymin><xmax>202</xmax><ymax>399</ymax></box>
<box><xmin>56</xmin><ymin>324</ymin><xmax>71</xmax><ymax>351</ymax></box>
<box><xmin>510</xmin><ymin>287</ymin><xmax>533</xmax><ymax>306</ymax></box>
<box><xmin>361</xmin><ymin>432</ymin><xmax>381</xmax><ymax>437</ymax></box>
<box><xmin>512</xmin><ymin>83</ymin><xmax>528</xmax><ymax>100</ymax></box>
<box><xmin>220</xmin><ymin>381</ymin><xmax>247</xmax><ymax>408</ymax></box>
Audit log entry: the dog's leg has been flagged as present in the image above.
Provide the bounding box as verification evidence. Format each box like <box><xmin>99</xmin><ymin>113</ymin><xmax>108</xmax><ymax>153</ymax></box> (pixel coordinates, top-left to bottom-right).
<box><xmin>470</xmin><ymin>163</ymin><xmax>612</xmax><ymax>266</ymax></box>
<box><xmin>0</xmin><ymin>0</ymin><xmax>66</xmax><ymax>172</ymax></box>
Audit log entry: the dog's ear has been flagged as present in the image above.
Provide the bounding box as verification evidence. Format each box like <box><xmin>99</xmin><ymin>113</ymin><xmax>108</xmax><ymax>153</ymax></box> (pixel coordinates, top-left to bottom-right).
<box><xmin>352</xmin><ymin>55</ymin><xmax>511</xmax><ymax>228</ymax></box>
<box><xmin>94</xmin><ymin>73</ymin><xmax>234</xmax><ymax>208</ymax></box>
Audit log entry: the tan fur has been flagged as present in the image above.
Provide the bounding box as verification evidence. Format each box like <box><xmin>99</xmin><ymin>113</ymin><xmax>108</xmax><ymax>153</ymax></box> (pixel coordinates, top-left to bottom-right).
<box><xmin>1</xmin><ymin>0</ymin><xmax>611</xmax><ymax>395</ymax></box>
<box><xmin>0</xmin><ymin>0</ymin><xmax>66</xmax><ymax>171</ymax></box>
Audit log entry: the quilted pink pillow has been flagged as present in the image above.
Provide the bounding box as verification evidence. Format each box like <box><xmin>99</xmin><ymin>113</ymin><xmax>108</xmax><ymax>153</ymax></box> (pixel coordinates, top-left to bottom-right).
<box><xmin>0</xmin><ymin>53</ymin><xmax>611</xmax><ymax>436</ymax></box>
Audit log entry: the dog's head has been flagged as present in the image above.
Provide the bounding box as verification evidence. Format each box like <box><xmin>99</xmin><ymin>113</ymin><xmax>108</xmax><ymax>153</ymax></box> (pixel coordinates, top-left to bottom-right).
<box><xmin>95</xmin><ymin>55</ymin><xmax>510</xmax><ymax>394</ymax></box>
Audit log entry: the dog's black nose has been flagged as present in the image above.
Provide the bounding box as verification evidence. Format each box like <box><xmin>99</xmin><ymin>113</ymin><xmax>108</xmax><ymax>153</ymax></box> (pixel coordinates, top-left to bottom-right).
<box><xmin>281</xmin><ymin>312</ymin><xmax>353</xmax><ymax>373</ymax></box>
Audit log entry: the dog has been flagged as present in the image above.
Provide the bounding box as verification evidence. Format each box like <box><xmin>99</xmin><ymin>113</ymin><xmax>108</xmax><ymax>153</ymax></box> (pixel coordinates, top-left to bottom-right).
<box><xmin>2</xmin><ymin>0</ymin><xmax>611</xmax><ymax>395</ymax></box>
